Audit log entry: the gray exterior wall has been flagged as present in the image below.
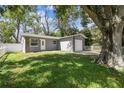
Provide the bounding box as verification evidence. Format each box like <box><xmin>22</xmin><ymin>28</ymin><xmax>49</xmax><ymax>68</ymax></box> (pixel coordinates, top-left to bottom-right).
<box><xmin>24</xmin><ymin>37</ymin><xmax>40</xmax><ymax>52</ymax></box>
<box><xmin>25</xmin><ymin>37</ymin><xmax>30</xmax><ymax>52</ymax></box>
<box><xmin>24</xmin><ymin>37</ymin><xmax>58</xmax><ymax>52</ymax></box>
<box><xmin>23</xmin><ymin>34</ymin><xmax>85</xmax><ymax>53</ymax></box>
<box><xmin>46</xmin><ymin>39</ymin><xmax>59</xmax><ymax>51</ymax></box>
<box><xmin>59</xmin><ymin>35</ymin><xmax>85</xmax><ymax>52</ymax></box>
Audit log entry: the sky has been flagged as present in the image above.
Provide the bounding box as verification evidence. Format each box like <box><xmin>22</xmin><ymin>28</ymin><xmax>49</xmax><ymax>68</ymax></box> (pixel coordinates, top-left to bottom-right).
<box><xmin>37</xmin><ymin>5</ymin><xmax>55</xmax><ymax>18</ymax></box>
<box><xmin>36</xmin><ymin>5</ymin><xmax>94</xmax><ymax>31</ymax></box>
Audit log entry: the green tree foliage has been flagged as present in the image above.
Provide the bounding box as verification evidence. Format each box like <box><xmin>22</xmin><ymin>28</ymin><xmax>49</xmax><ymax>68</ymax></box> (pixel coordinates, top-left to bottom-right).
<box><xmin>80</xmin><ymin>26</ymin><xmax>102</xmax><ymax>46</ymax></box>
<box><xmin>91</xmin><ymin>26</ymin><xmax>102</xmax><ymax>45</ymax></box>
<box><xmin>50</xmin><ymin>27</ymin><xmax>79</xmax><ymax>37</ymax></box>
<box><xmin>0</xmin><ymin>5</ymin><xmax>59</xmax><ymax>43</ymax></box>
<box><xmin>80</xmin><ymin>8</ymin><xmax>92</xmax><ymax>28</ymax></box>
<box><xmin>55</xmin><ymin>5</ymin><xmax>80</xmax><ymax>36</ymax></box>
<box><xmin>23</xmin><ymin>12</ymin><xmax>42</xmax><ymax>34</ymax></box>
<box><xmin>1</xmin><ymin>5</ymin><xmax>35</xmax><ymax>43</ymax></box>
<box><xmin>0</xmin><ymin>5</ymin><xmax>7</xmax><ymax>15</ymax></box>
<box><xmin>24</xmin><ymin>6</ymin><xmax>58</xmax><ymax>35</ymax></box>
<box><xmin>50</xmin><ymin>31</ymin><xmax>61</xmax><ymax>37</ymax></box>
<box><xmin>61</xmin><ymin>27</ymin><xmax>79</xmax><ymax>36</ymax></box>
<box><xmin>80</xmin><ymin>28</ymin><xmax>93</xmax><ymax>46</ymax></box>
<box><xmin>0</xmin><ymin>21</ymin><xmax>14</xmax><ymax>43</ymax></box>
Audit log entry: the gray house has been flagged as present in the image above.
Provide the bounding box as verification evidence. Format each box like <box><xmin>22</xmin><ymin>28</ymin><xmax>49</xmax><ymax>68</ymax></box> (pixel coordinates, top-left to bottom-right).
<box><xmin>21</xmin><ymin>33</ymin><xmax>87</xmax><ymax>53</ymax></box>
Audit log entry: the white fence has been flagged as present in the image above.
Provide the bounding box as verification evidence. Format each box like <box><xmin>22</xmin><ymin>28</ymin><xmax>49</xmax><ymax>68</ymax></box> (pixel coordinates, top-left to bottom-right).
<box><xmin>0</xmin><ymin>43</ymin><xmax>22</xmax><ymax>52</ymax></box>
<box><xmin>0</xmin><ymin>47</ymin><xmax>6</xmax><ymax>57</ymax></box>
<box><xmin>85</xmin><ymin>46</ymin><xmax>101</xmax><ymax>51</ymax></box>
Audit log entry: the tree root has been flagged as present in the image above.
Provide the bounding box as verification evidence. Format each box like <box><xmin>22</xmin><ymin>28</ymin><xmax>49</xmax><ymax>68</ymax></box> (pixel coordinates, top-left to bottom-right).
<box><xmin>96</xmin><ymin>52</ymin><xmax>124</xmax><ymax>70</ymax></box>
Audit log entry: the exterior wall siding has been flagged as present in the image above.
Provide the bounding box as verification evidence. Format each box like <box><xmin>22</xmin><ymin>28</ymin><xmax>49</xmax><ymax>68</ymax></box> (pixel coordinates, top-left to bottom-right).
<box><xmin>23</xmin><ymin>34</ymin><xmax>85</xmax><ymax>53</ymax></box>
<box><xmin>25</xmin><ymin>37</ymin><xmax>30</xmax><ymax>52</ymax></box>
<box><xmin>46</xmin><ymin>39</ymin><xmax>58</xmax><ymax>50</ymax></box>
<box><xmin>24</xmin><ymin>37</ymin><xmax>58</xmax><ymax>52</ymax></box>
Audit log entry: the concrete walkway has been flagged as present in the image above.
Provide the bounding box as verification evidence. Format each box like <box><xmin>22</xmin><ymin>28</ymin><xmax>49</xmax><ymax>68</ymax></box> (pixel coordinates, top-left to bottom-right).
<box><xmin>78</xmin><ymin>50</ymin><xmax>100</xmax><ymax>55</ymax></box>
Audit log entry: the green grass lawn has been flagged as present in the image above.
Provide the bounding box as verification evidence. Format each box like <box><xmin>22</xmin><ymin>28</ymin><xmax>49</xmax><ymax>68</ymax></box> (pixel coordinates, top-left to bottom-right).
<box><xmin>0</xmin><ymin>51</ymin><xmax>124</xmax><ymax>88</ymax></box>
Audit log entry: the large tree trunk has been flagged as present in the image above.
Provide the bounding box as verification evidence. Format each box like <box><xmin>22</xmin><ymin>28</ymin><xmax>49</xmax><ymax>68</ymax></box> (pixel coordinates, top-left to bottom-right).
<box><xmin>82</xmin><ymin>6</ymin><xmax>124</xmax><ymax>69</ymax></box>
<box><xmin>96</xmin><ymin>22</ymin><xmax>124</xmax><ymax>69</ymax></box>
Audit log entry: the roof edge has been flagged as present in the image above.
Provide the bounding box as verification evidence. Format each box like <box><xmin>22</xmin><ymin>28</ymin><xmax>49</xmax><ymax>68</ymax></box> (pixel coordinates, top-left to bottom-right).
<box><xmin>21</xmin><ymin>33</ymin><xmax>60</xmax><ymax>39</ymax></box>
<box><xmin>21</xmin><ymin>33</ymin><xmax>87</xmax><ymax>39</ymax></box>
<box><xmin>59</xmin><ymin>34</ymin><xmax>87</xmax><ymax>39</ymax></box>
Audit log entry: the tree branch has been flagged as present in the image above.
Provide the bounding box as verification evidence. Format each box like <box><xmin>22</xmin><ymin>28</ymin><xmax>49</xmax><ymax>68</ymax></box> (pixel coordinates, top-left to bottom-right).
<box><xmin>41</xmin><ymin>22</ymin><xmax>47</xmax><ymax>35</ymax></box>
<box><xmin>81</xmin><ymin>6</ymin><xmax>103</xmax><ymax>31</ymax></box>
<box><xmin>44</xmin><ymin>10</ymin><xmax>50</xmax><ymax>35</ymax></box>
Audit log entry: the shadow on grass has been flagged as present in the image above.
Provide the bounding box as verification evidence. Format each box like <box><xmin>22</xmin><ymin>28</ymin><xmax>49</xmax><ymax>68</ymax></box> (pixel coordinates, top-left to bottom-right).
<box><xmin>0</xmin><ymin>52</ymin><xmax>124</xmax><ymax>88</ymax></box>
<box><xmin>0</xmin><ymin>53</ymin><xmax>9</xmax><ymax>67</ymax></box>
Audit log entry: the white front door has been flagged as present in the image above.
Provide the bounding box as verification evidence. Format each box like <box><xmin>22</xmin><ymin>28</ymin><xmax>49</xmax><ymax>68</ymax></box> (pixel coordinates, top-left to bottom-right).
<box><xmin>40</xmin><ymin>39</ymin><xmax>46</xmax><ymax>50</ymax></box>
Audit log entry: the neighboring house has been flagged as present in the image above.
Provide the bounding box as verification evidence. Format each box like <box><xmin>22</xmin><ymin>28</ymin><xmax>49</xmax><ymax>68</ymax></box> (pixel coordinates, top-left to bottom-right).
<box><xmin>21</xmin><ymin>33</ymin><xmax>87</xmax><ymax>53</ymax></box>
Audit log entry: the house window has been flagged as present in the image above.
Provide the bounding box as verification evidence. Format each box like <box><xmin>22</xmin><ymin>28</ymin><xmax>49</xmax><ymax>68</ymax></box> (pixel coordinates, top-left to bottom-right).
<box><xmin>30</xmin><ymin>38</ymin><xmax>38</xmax><ymax>47</ymax></box>
<box><xmin>53</xmin><ymin>41</ymin><xmax>57</xmax><ymax>44</ymax></box>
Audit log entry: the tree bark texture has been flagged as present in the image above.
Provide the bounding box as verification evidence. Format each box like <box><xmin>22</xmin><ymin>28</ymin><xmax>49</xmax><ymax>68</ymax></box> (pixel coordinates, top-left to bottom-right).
<box><xmin>96</xmin><ymin>23</ymin><xmax>124</xmax><ymax>69</ymax></box>
<box><xmin>82</xmin><ymin>6</ymin><xmax>124</xmax><ymax>69</ymax></box>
